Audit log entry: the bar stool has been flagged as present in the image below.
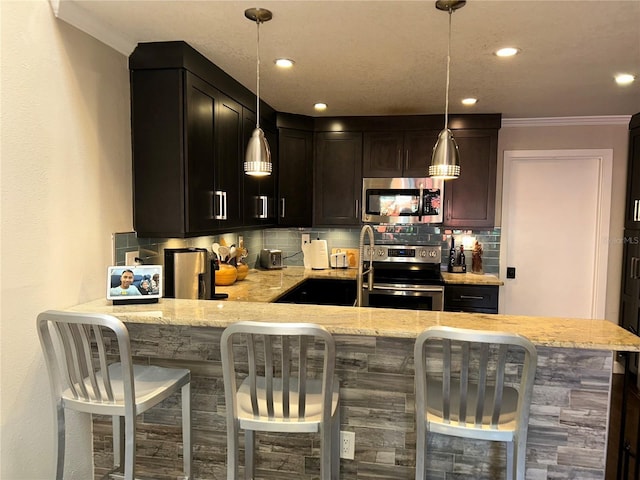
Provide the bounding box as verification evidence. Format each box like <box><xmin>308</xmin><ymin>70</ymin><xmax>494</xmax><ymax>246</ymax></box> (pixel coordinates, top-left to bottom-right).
<box><xmin>37</xmin><ymin>310</ymin><xmax>192</xmax><ymax>480</ymax></box>
<box><xmin>220</xmin><ymin>321</ymin><xmax>340</xmax><ymax>480</ymax></box>
<box><xmin>414</xmin><ymin>326</ymin><xmax>537</xmax><ymax>480</ymax></box>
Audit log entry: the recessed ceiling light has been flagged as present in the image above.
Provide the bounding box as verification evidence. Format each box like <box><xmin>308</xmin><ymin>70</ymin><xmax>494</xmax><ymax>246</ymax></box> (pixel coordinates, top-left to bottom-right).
<box><xmin>314</xmin><ymin>103</ymin><xmax>328</xmax><ymax>111</ymax></box>
<box><xmin>275</xmin><ymin>58</ymin><xmax>294</xmax><ymax>68</ymax></box>
<box><xmin>495</xmin><ymin>47</ymin><xmax>521</xmax><ymax>57</ymax></box>
<box><xmin>461</xmin><ymin>98</ymin><xmax>478</xmax><ymax>106</ymax></box>
<box><xmin>615</xmin><ymin>73</ymin><xmax>636</xmax><ymax>85</ymax></box>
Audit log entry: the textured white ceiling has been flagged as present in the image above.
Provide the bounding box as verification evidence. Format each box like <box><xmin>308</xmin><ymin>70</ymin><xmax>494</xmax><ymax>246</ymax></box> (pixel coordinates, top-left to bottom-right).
<box><xmin>55</xmin><ymin>0</ymin><xmax>640</xmax><ymax>119</ymax></box>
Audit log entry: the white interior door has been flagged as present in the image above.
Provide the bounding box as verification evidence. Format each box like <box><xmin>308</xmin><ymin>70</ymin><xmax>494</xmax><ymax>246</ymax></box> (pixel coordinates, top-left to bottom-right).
<box><xmin>500</xmin><ymin>149</ymin><xmax>612</xmax><ymax>318</ymax></box>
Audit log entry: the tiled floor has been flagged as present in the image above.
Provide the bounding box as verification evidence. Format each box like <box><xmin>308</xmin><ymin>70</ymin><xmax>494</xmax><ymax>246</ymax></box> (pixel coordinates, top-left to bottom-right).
<box><xmin>607</xmin><ymin>373</ymin><xmax>639</xmax><ymax>480</ymax></box>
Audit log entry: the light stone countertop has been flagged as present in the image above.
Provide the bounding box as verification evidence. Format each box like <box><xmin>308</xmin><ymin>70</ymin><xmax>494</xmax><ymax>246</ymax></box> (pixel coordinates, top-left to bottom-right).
<box><xmin>213</xmin><ymin>266</ymin><xmax>503</xmax><ymax>303</ymax></box>
<box><xmin>68</xmin><ymin>296</ymin><xmax>640</xmax><ymax>352</ymax></box>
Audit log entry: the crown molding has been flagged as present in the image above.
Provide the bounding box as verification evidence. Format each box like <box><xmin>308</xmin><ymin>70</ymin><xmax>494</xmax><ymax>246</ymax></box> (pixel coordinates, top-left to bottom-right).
<box><xmin>502</xmin><ymin>116</ymin><xmax>632</xmax><ymax>127</ymax></box>
<box><xmin>49</xmin><ymin>0</ymin><xmax>136</xmax><ymax>56</ymax></box>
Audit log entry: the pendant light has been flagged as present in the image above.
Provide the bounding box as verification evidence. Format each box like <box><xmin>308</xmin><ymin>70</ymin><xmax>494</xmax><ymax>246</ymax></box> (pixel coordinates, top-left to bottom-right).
<box><xmin>244</xmin><ymin>8</ymin><xmax>272</xmax><ymax>176</ymax></box>
<box><xmin>429</xmin><ymin>0</ymin><xmax>466</xmax><ymax>180</ymax></box>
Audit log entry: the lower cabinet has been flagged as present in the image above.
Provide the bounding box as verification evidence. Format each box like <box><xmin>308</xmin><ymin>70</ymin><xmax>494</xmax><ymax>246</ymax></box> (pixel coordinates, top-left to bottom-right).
<box><xmin>274</xmin><ymin>279</ymin><xmax>356</xmax><ymax>306</ymax></box>
<box><xmin>444</xmin><ymin>284</ymin><xmax>499</xmax><ymax>314</ymax></box>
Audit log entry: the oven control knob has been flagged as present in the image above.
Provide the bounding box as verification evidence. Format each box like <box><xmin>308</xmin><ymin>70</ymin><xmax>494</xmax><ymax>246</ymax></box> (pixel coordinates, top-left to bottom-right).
<box><xmin>428</xmin><ymin>250</ymin><xmax>437</xmax><ymax>258</ymax></box>
<box><xmin>377</xmin><ymin>249</ymin><xmax>386</xmax><ymax>257</ymax></box>
<box><xmin>419</xmin><ymin>250</ymin><xmax>427</xmax><ymax>258</ymax></box>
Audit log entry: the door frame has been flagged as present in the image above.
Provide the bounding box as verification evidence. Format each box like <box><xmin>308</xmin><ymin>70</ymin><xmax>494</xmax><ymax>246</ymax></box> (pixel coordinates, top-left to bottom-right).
<box><xmin>500</xmin><ymin>149</ymin><xmax>613</xmax><ymax>318</ymax></box>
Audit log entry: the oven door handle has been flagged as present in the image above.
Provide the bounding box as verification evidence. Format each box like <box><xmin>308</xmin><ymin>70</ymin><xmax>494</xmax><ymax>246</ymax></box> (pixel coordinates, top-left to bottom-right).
<box><xmin>371</xmin><ymin>284</ymin><xmax>444</xmax><ymax>293</ymax></box>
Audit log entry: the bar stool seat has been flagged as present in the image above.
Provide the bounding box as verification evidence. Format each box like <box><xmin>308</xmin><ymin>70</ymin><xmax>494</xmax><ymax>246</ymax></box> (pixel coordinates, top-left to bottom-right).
<box><xmin>37</xmin><ymin>310</ymin><xmax>192</xmax><ymax>480</ymax></box>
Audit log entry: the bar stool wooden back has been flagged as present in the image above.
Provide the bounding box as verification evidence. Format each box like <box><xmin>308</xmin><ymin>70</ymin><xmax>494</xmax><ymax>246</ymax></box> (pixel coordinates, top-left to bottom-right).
<box><xmin>37</xmin><ymin>310</ymin><xmax>192</xmax><ymax>480</ymax></box>
<box><xmin>414</xmin><ymin>326</ymin><xmax>537</xmax><ymax>480</ymax></box>
<box><xmin>221</xmin><ymin>321</ymin><xmax>340</xmax><ymax>480</ymax></box>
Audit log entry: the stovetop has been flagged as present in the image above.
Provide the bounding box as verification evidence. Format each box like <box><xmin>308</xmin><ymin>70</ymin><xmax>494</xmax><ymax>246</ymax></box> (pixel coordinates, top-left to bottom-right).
<box><xmin>362</xmin><ymin>244</ymin><xmax>441</xmax><ymax>264</ymax></box>
<box><xmin>362</xmin><ymin>245</ymin><xmax>444</xmax><ymax>285</ymax></box>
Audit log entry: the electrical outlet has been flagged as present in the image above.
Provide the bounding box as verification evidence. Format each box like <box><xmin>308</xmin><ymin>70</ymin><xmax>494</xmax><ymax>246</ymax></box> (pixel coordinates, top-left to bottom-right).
<box><xmin>301</xmin><ymin>233</ymin><xmax>310</xmax><ymax>248</ymax></box>
<box><xmin>340</xmin><ymin>431</ymin><xmax>355</xmax><ymax>460</ymax></box>
<box><xmin>125</xmin><ymin>251</ymin><xmax>139</xmax><ymax>266</ymax></box>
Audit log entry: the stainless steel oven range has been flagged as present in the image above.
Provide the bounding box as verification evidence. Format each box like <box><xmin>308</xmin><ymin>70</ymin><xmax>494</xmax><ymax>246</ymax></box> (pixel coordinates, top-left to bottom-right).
<box><xmin>361</xmin><ymin>244</ymin><xmax>444</xmax><ymax>311</ymax></box>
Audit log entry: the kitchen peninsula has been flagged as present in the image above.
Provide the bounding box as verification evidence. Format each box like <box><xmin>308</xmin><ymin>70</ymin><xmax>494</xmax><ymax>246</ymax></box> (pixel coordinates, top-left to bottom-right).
<box><xmin>68</xmin><ymin>270</ymin><xmax>640</xmax><ymax>480</ymax></box>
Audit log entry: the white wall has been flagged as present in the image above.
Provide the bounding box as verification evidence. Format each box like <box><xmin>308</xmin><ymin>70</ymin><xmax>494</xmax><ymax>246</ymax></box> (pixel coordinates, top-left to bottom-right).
<box><xmin>498</xmin><ymin>123</ymin><xmax>630</xmax><ymax>324</ymax></box>
<box><xmin>1</xmin><ymin>1</ymin><xmax>132</xmax><ymax>478</ymax></box>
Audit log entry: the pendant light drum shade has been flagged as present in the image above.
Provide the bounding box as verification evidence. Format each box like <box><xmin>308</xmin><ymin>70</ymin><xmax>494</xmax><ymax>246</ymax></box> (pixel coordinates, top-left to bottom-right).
<box><xmin>429</xmin><ymin>0</ymin><xmax>466</xmax><ymax>180</ymax></box>
<box><xmin>244</xmin><ymin>7</ymin><xmax>273</xmax><ymax>176</ymax></box>
<box><xmin>429</xmin><ymin>128</ymin><xmax>460</xmax><ymax>179</ymax></box>
<box><xmin>244</xmin><ymin>127</ymin><xmax>272</xmax><ymax>176</ymax></box>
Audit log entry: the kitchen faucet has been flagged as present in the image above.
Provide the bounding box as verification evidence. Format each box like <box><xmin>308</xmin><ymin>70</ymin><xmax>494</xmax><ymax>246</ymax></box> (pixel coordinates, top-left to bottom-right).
<box><xmin>356</xmin><ymin>225</ymin><xmax>375</xmax><ymax>307</ymax></box>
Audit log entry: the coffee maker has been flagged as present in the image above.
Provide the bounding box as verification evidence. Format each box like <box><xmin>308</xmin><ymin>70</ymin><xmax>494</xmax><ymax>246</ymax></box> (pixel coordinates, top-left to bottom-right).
<box><xmin>164</xmin><ymin>247</ymin><xmax>229</xmax><ymax>300</ymax></box>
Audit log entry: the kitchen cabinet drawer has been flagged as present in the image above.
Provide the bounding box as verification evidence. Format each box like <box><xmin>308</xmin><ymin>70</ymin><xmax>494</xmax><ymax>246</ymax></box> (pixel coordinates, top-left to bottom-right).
<box><xmin>444</xmin><ymin>284</ymin><xmax>499</xmax><ymax>314</ymax></box>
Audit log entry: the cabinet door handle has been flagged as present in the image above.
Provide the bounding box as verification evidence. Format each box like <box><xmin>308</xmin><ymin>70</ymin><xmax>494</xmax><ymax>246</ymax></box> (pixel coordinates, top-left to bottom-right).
<box><xmin>355</xmin><ymin>199</ymin><xmax>359</xmax><ymax>219</ymax></box>
<box><xmin>635</xmin><ymin>199</ymin><xmax>640</xmax><ymax>221</ymax></box>
<box><xmin>460</xmin><ymin>295</ymin><xmax>484</xmax><ymax>300</ymax></box>
<box><xmin>280</xmin><ymin>198</ymin><xmax>286</xmax><ymax>218</ymax></box>
<box><xmin>632</xmin><ymin>257</ymin><xmax>639</xmax><ymax>280</ymax></box>
<box><xmin>405</xmin><ymin>150</ymin><xmax>409</xmax><ymax>171</ymax></box>
<box><xmin>447</xmin><ymin>199</ymin><xmax>451</xmax><ymax>221</ymax></box>
<box><xmin>214</xmin><ymin>191</ymin><xmax>224</xmax><ymax>220</ymax></box>
<box><xmin>214</xmin><ymin>191</ymin><xmax>227</xmax><ymax>220</ymax></box>
<box><xmin>258</xmin><ymin>195</ymin><xmax>268</xmax><ymax>219</ymax></box>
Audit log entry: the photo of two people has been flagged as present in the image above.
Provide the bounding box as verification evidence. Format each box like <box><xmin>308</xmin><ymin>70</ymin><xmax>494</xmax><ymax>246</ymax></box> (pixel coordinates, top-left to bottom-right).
<box><xmin>107</xmin><ymin>266</ymin><xmax>162</xmax><ymax>300</ymax></box>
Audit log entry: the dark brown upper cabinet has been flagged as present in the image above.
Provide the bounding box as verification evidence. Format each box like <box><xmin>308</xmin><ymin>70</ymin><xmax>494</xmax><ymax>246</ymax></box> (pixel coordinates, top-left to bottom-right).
<box><xmin>278</xmin><ymin>126</ymin><xmax>313</xmax><ymax>227</ymax></box>
<box><xmin>129</xmin><ymin>41</ymin><xmax>277</xmax><ymax>237</ymax></box>
<box><xmin>314</xmin><ymin>131</ymin><xmax>363</xmax><ymax>226</ymax></box>
<box><xmin>363</xmin><ymin>130</ymin><xmax>438</xmax><ymax>178</ymax></box>
<box><xmin>442</xmin><ymin>129</ymin><xmax>499</xmax><ymax>228</ymax></box>
<box><xmin>625</xmin><ymin>114</ymin><xmax>640</xmax><ymax>229</ymax></box>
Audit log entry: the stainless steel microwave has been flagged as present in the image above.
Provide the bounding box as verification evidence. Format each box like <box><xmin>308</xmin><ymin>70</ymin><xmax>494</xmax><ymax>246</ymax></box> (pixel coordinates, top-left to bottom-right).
<box><xmin>362</xmin><ymin>177</ymin><xmax>443</xmax><ymax>224</ymax></box>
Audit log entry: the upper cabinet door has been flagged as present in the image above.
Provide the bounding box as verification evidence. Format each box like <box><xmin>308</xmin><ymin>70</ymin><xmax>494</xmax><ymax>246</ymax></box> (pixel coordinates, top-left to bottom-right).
<box><xmin>185</xmin><ymin>73</ymin><xmax>219</xmax><ymax>234</ymax></box>
<box><xmin>362</xmin><ymin>130</ymin><xmax>437</xmax><ymax>178</ymax></box>
<box><xmin>625</xmin><ymin>122</ymin><xmax>640</xmax><ymax>229</ymax></box>
<box><xmin>213</xmin><ymin>91</ymin><xmax>243</xmax><ymax>229</ymax></box>
<box><xmin>443</xmin><ymin>130</ymin><xmax>498</xmax><ymax>228</ymax></box>
<box><xmin>278</xmin><ymin>128</ymin><xmax>313</xmax><ymax>227</ymax></box>
<box><xmin>404</xmin><ymin>131</ymin><xmax>438</xmax><ymax>177</ymax></box>
<box><xmin>362</xmin><ymin>132</ymin><xmax>404</xmax><ymax>177</ymax></box>
<box><xmin>314</xmin><ymin>132</ymin><xmax>363</xmax><ymax>226</ymax></box>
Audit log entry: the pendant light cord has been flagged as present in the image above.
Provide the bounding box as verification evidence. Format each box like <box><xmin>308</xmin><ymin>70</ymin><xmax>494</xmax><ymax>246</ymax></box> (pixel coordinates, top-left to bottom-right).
<box><xmin>256</xmin><ymin>19</ymin><xmax>261</xmax><ymax>129</ymax></box>
<box><xmin>444</xmin><ymin>8</ymin><xmax>452</xmax><ymax>130</ymax></box>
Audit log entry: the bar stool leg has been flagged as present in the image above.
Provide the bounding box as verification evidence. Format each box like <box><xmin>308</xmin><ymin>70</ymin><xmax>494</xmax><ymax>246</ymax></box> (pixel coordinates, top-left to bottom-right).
<box><xmin>182</xmin><ymin>382</ymin><xmax>192</xmax><ymax>479</ymax></box>
<box><xmin>55</xmin><ymin>402</ymin><xmax>65</xmax><ymax>480</ymax></box>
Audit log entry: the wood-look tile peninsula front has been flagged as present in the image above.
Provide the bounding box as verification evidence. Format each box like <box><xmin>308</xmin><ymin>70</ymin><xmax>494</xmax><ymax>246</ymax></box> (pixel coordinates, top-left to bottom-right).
<box><xmin>69</xmin><ymin>291</ymin><xmax>640</xmax><ymax>479</ymax></box>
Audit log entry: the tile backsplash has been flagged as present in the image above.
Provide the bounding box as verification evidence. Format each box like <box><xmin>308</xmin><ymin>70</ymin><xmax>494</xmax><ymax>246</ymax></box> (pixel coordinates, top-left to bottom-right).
<box><xmin>113</xmin><ymin>226</ymin><xmax>500</xmax><ymax>274</ymax></box>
